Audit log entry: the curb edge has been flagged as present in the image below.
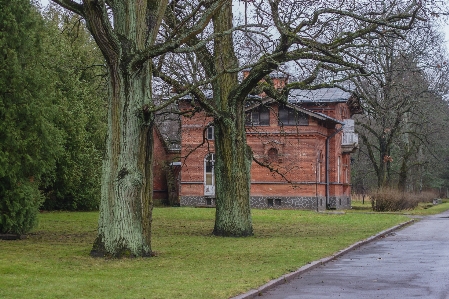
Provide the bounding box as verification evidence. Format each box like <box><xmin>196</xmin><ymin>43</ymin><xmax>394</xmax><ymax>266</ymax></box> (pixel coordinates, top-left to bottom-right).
<box><xmin>231</xmin><ymin>219</ymin><xmax>415</xmax><ymax>299</ymax></box>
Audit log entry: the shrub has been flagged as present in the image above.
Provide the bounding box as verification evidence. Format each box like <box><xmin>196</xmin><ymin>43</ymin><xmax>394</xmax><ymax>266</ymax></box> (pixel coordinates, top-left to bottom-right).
<box><xmin>0</xmin><ymin>180</ymin><xmax>44</xmax><ymax>234</ymax></box>
<box><xmin>370</xmin><ymin>189</ymin><xmax>420</xmax><ymax>212</ymax></box>
<box><xmin>412</xmin><ymin>191</ymin><xmax>438</xmax><ymax>203</ymax></box>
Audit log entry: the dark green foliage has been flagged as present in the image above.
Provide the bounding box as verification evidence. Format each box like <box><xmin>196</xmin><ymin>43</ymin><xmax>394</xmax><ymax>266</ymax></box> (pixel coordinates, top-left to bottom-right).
<box><xmin>39</xmin><ymin>5</ymin><xmax>107</xmax><ymax>211</ymax></box>
<box><xmin>0</xmin><ymin>179</ymin><xmax>43</xmax><ymax>234</ymax></box>
<box><xmin>0</xmin><ymin>0</ymin><xmax>63</xmax><ymax>233</ymax></box>
<box><xmin>0</xmin><ymin>2</ymin><xmax>106</xmax><ymax>235</ymax></box>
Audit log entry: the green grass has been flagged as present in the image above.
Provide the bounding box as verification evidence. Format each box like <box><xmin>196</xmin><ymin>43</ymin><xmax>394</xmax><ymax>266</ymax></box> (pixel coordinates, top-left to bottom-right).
<box><xmin>0</xmin><ymin>207</ymin><xmax>435</xmax><ymax>299</ymax></box>
<box><xmin>403</xmin><ymin>199</ymin><xmax>449</xmax><ymax>215</ymax></box>
<box><xmin>350</xmin><ymin>198</ymin><xmax>449</xmax><ymax>215</ymax></box>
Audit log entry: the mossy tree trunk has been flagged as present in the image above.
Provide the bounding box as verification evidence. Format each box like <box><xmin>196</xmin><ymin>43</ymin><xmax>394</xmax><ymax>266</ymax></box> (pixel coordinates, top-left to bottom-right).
<box><xmin>213</xmin><ymin>105</ymin><xmax>253</xmax><ymax>236</ymax></box>
<box><xmin>87</xmin><ymin>1</ymin><xmax>165</xmax><ymax>257</ymax></box>
<box><xmin>91</xmin><ymin>60</ymin><xmax>155</xmax><ymax>257</ymax></box>
<box><xmin>53</xmin><ymin>0</ymin><xmax>167</xmax><ymax>257</ymax></box>
<box><xmin>211</xmin><ymin>2</ymin><xmax>254</xmax><ymax>236</ymax></box>
<box><xmin>53</xmin><ymin>0</ymin><xmax>219</xmax><ymax>256</ymax></box>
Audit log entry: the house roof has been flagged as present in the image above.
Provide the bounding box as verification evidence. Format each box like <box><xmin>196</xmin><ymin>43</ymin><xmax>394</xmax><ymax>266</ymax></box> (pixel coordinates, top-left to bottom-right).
<box><xmin>175</xmin><ymin>87</ymin><xmax>351</xmax><ymax>104</ymax></box>
<box><xmin>245</xmin><ymin>98</ymin><xmax>343</xmax><ymax>125</ymax></box>
<box><xmin>154</xmin><ymin>87</ymin><xmax>352</xmax><ymax>151</ymax></box>
<box><xmin>154</xmin><ymin>103</ymin><xmax>181</xmax><ymax>153</ymax></box>
<box><xmin>286</xmin><ymin>103</ymin><xmax>344</xmax><ymax>125</ymax></box>
<box><xmin>288</xmin><ymin>87</ymin><xmax>352</xmax><ymax>103</ymax></box>
<box><xmin>178</xmin><ymin>89</ymin><xmax>261</xmax><ymax>101</ymax></box>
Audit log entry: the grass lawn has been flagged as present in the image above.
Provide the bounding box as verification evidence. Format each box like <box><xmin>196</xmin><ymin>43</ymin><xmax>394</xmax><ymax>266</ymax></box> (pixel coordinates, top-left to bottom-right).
<box><xmin>350</xmin><ymin>198</ymin><xmax>449</xmax><ymax>215</ymax></box>
<box><xmin>0</xmin><ymin>204</ymin><xmax>447</xmax><ymax>299</ymax></box>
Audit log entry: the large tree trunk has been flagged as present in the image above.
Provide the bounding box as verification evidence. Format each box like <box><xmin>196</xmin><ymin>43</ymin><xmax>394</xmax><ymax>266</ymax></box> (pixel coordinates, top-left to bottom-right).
<box><xmin>378</xmin><ymin>132</ymin><xmax>394</xmax><ymax>189</ymax></box>
<box><xmin>81</xmin><ymin>1</ymin><xmax>166</xmax><ymax>257</ymax></box>
<box><xmin>212</xmin><ymin>1</ymin><xmax>253</xmax><ymax>236</ymax></box>
<box><xmin>91</xmin><ymin>60</ymin><xmax>154</xmax><ymax>257</ymax></box>
<box><xmin>213</xmin><ymin>105</ymin><xmax>253</xmax><ymax>237</ymax></box>
<box><xmin>398</xmin><ymin>158</ymin><xmax>407</xmax><ymax>192</ymax></box>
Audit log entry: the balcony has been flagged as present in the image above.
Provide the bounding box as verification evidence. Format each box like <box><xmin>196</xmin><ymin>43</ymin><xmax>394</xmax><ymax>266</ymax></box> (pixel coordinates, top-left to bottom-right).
<box><xmin>341</xmin><ymin>119</ymin><xmax>359</xmax><ymax>153</ymax></box>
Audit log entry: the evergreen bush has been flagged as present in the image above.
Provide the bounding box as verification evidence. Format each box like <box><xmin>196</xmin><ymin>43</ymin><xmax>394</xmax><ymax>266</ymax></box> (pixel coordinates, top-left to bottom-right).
<box><xmin>0</xmin><ymin>180</ymin><xmax>43</xmax><ymax>234</ymax></box>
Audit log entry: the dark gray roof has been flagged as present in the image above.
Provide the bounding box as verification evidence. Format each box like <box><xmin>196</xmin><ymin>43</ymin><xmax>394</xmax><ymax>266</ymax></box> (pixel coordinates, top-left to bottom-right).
<box><xmin>287</xmin><ymin>103</ymin><xmax>343</xmax><ymax>125</ymax></box>
<box><xmin>288</xmin><ymin>87</ymin><xmax>352</xmax><ymax>103</ymax></box>
<box><xmin>245</xmin><ymin>98</ymin><xmax>343</xmax><ymax>125</ymax></box>
<box><xmin>154</xmin><ymin>103</ymin><xmax>181</xmax><ymax>152</ymax></box>
<box><xmin>269</xmin><ymin>71</ymin><xmax>288</xmax><ymax>79</ymax></box>
<box><xmin>178</xmin><ymin>89</ymin><xmax>261</xmax><ymax>101</ymax></box>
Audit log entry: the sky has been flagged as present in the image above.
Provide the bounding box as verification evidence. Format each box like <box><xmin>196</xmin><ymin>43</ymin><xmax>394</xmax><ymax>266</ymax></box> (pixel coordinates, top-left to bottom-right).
<box><xmin>38</xmin><ymin>0</ymin><xmax>449</xmax><ymax>54</ymax></box>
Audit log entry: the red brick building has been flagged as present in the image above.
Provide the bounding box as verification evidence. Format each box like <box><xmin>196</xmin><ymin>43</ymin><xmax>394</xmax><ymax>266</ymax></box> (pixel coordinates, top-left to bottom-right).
<box><xmin>154</xmin><ymin>78</ymin><xmax>361</xmax><ymax>210</ymax></box>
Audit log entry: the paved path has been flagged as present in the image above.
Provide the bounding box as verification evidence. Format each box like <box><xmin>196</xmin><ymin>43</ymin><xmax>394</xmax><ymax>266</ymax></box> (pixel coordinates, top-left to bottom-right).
<box><xmin>258</xmin><ymin>210</ymin><xmax>449</xmax><ymax>299</ymax></box>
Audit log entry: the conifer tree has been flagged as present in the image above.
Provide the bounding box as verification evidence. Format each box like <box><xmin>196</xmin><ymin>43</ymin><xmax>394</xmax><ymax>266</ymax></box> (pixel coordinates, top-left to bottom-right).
<box><xmin>0</xmin><ymin>0</ymin><xmax>63</xmax><ymax>234</ymax></box>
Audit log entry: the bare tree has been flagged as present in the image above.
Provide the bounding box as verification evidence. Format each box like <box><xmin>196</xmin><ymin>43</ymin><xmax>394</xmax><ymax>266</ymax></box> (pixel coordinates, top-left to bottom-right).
<box><xmin>352</xmin><ymin>24</ymin><xmax>449</xmax><ymax>190</ymax></box>
<box><xmin>51</xmin><ymin>0</ymin><xmax>224</xmax><ymax>257</ymax></box>
<box><xmin>156</xmin><ymin>0</ymin><xmax>429</xmax><ymax>236</ymax></box>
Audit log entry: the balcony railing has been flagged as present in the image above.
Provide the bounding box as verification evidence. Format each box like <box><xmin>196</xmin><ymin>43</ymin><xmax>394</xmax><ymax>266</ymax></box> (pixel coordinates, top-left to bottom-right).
<box><xmin>341</xmin><ymin>119</ymin><xmax>358</xmax><ymax>153</ymax></box>
<box><xmin>342</xmin><ymin>132</ymin><xmax>358</xmax><ymax>146</ymax></box>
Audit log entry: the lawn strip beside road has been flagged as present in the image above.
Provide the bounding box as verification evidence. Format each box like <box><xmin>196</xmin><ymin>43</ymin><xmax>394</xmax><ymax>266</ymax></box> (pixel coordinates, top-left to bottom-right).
<box><xmin>0</xmin><ymin>205</ymin><xmax>446</xmax><ymax>299</ymax></box>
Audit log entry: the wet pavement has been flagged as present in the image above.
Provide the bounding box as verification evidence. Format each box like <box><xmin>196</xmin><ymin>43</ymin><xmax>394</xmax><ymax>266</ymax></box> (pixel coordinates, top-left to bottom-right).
<box><xmin>258</xmin><ymin>210</ymin><xmax>449</xmax><ymax>299</ymax></box>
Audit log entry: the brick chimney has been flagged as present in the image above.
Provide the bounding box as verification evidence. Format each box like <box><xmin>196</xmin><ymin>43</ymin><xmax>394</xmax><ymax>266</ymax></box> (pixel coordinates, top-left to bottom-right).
<box><xmin>242</xmin><ymin>69</ymin><xmax>288</xmax><ymax>90</ymax></box>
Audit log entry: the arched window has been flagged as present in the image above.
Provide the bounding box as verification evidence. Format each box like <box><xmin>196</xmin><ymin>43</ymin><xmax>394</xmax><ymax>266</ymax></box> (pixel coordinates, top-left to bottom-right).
<box><xmin>267</xmin><ymin>148</ymin><xmax>278</xmax><ymax>163</ymax></box>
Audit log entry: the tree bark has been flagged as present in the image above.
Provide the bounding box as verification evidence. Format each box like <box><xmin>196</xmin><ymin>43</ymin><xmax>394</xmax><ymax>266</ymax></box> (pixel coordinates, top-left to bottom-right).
<box><xmin>52</xmin><ymin>0</ymin><xmax>225</xmax><ymax>255</ymax></box>
<box><xmin>91</xmin><ymin>59</ymin><xmax>155</xmax><ymax>257</ymax></box>
<box><xmin>212</xmin><ymin>1</ymin><xmax>253</xmax><ymax>236</ymax></box>
<box><xmin>213</xmin><ymin>104</ymin><xmax>253</xmax><ymax>237</ymax></box>
<box><xmin>80</xmin><ymin>0</ymin><xmax>166</xmax><ymax>257</ymax></box>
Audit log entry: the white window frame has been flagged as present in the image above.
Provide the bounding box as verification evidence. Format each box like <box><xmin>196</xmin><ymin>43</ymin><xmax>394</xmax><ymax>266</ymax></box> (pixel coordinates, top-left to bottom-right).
<box><xmin>317</xmin><ymin>159</ymin><xmax>321</xmax><ymax>183</ymax></box>
<box><xmin>337</xmin><ymin>156</ymin><xmax>341</xmax><ymax>183</ymax></box>
<box><xmin>204</xmin><ymin>153</ymin><xmax>215</xmax><ymax>196</ymax></box>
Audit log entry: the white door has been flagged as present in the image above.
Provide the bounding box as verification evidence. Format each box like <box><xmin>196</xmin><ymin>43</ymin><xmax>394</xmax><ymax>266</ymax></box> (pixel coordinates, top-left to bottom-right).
<box><xmin>204</xmin><ymin>153</ymin><xmax>215</xmax><ymax>196</ymax></box>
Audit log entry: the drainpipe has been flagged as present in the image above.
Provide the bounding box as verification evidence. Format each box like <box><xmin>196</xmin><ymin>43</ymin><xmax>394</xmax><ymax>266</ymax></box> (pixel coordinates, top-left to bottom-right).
<box><xmin>326</xmin><ymin>125</ymin><xmax>344</xmax><ymax>209</ymax></box>
<box><xmin>315</xmin><ymin>158</ymin><xmax>319</xmax><ymax>212</ymax></box>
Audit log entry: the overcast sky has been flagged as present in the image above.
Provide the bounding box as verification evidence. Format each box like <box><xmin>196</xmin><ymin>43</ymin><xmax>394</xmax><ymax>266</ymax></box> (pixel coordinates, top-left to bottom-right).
<box><xmin>37</xmin><ymin>0</ymin><xmax>449</xmax><ymax>54</ymax></box>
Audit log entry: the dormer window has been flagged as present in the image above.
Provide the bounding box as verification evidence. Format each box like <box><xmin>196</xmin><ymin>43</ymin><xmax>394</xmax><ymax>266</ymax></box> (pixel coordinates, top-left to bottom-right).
<box><xmin>278</xmin><ymin>105</ymin><xmax>308</xmax><ymax>126</ymax></box>
<box><xmin>246</xmin><ymin>106</ymin><xmax>270</xmax><ymax>126</ymax></box>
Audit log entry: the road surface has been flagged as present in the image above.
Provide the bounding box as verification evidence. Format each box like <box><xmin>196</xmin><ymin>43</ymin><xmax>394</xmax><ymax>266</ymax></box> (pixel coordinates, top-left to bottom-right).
<box><xmin>259</xmin><ymin>210</ymin><xmax>449</xmax><ymax>299</ymax></box>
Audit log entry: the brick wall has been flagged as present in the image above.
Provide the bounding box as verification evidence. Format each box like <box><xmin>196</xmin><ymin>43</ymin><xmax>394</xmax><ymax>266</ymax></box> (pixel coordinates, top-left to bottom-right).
<box><xmin>153</xmin><ymin>129</ymin><xmax>179</xmax><ymax>202</ymax></box>
<box><xmin>177</xmin><ymin>101</ymin><xmax>353</xmax><ymax>210</ymax></box>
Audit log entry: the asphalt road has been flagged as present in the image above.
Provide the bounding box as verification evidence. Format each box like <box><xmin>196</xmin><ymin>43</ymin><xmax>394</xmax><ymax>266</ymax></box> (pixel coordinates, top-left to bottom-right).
<box><xmin>259</xmin><ymin>210</ymin><xmax>449</xmax><ymax>299</ymax></box>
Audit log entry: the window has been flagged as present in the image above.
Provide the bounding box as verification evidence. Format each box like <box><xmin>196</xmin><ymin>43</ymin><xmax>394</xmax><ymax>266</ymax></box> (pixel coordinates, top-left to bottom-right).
<box><xmin>267</xmin><ymin>148</ymin><xmax>278</xmax><ymax>163</ymax></box>
<box><xmin>267</xmin><ymin>198</ymin><xmax>282</xmax><ymax>207</ymax></box>
<box><xmin>317</xmin><ymin>159</ymin><xmax>321</xmax><ymax>182</ymax></box>
<box><xmin>337</xmin><ymin>156</ymin><xmax>341</xmax><ymax>183</ymax></box>
<box><xmin>206</xmin><ymin>126</ymin><xmax>214</xmax><ymax>140</ymax></box>
<box><xmin>205</xmin><ymin>154</ymin><xmax>214</xmax><ymax>185</ymax></box>
<box><xmin>317</xmin><ymin>150</ymin><xmax>322</xmax><ymax>183</ymax></box>
<box><xmin>246</xmin><ymin>106</ymin><xmax>270</xmax><ymax>126</ymax></box>
<box><xmin>278</xmin><ymin>105</ymin><xmax>308</xmax><ymax>126</ymax></box>
<box><xmin>204</xmin><ymin>153</ymin><xmax>215</xmax><ymax>196</ymax></box>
